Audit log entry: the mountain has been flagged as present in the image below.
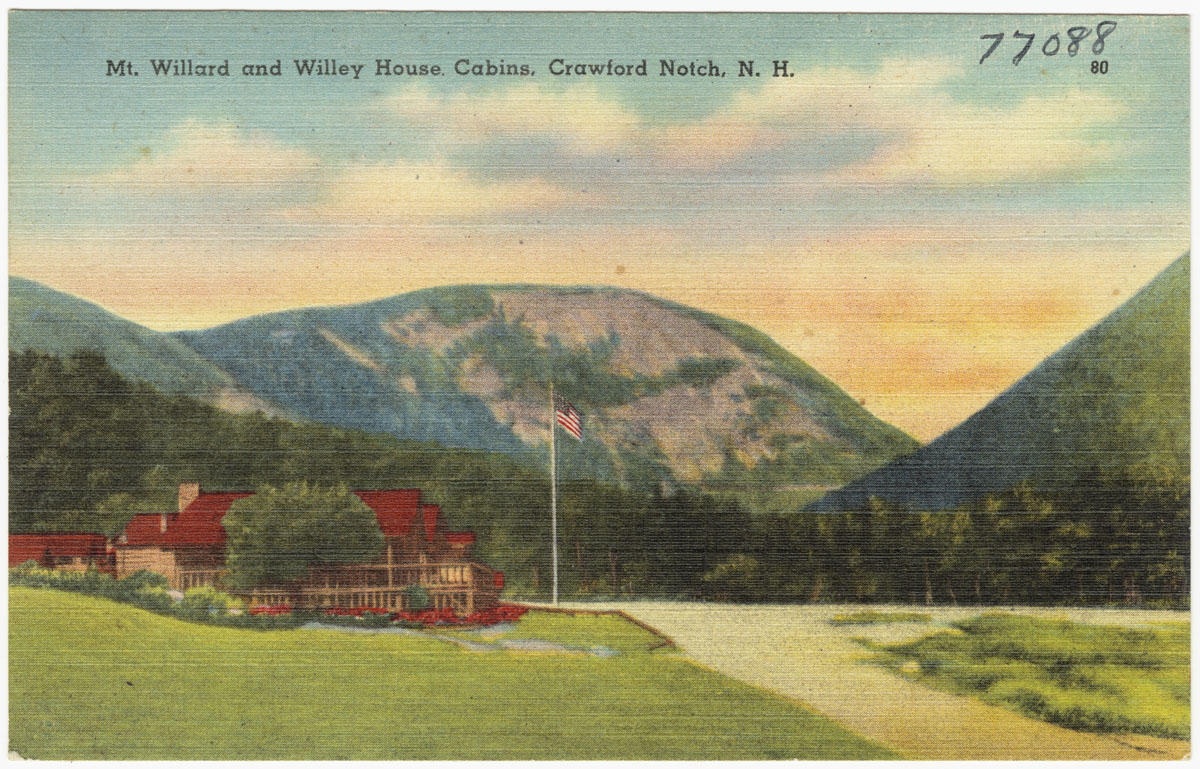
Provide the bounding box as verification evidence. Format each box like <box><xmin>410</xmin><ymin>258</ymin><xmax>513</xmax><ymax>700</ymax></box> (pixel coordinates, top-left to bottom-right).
<box><xmin>174</xmin><ymin>285</ymin><xmax>919</xmax><ymax>489</ymax></box>
<box><xmin>8</xmin><ymin>277</ymin><xmax>283</xmax><ymax>415</ymax></box>
<box><xmin>8</xmin><ymin>279</ymin><xmax>917</xmax><ymax>491</ymax></box>
<box><xmin>810</xmin><ymin>253</ymin><xmax>1190</xmax><ymax>513</ymax></box>
<box><xmin>9</xmin><ymin>277</ymin><xmax>228</xmax><ymax>395</ymax></box>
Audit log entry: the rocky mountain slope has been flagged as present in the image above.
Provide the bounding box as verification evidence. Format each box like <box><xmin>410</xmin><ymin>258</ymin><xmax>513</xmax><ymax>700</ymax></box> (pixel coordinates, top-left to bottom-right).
<box><xmin>10</xmin><ymin>280</ymin><xmax>918</xmax><ymax>491</ymax></box>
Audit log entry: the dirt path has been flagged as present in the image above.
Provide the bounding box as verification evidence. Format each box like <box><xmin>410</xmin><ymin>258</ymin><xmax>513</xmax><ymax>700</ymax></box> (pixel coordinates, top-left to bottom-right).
<box><xmin>547</xmin><ymin>601</ymin><xmax>1190</xmax><ymax>760</ymax></box>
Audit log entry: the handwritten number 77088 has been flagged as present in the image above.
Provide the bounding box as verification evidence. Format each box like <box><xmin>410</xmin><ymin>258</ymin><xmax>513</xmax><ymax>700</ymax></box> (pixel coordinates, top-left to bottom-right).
<box><xmin>979</xmin><ymin>21</ymin><xmax>1116</xmax><ymax>65</ymax></box>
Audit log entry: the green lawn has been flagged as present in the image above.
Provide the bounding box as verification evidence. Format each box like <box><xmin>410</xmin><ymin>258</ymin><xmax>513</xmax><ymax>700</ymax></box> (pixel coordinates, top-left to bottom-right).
<box><xmin>10</xmin><ymin>587</ymin><xmax>897</xmax><ymax>760</ymax></box>
<box><xmin>830</xmin><ymin>610</ymin><xmax>932</xmax><ymax>626</ymax></box>
<box><xmin>441</xmin><ymin>610</ymin><xmax>672</xmax><ymax>655</ymax></box>
<box><xmin>869</xmin><ymin>613</ymin><xmax>1190</xmax><ymax>739</ymax></box>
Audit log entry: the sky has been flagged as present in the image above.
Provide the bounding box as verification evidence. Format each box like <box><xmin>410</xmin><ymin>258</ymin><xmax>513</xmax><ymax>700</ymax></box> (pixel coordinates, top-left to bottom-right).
<box><xmin>8</xmin><ymin>11</ymin><xmax>1190</xmax><ymax>441</ymax></box>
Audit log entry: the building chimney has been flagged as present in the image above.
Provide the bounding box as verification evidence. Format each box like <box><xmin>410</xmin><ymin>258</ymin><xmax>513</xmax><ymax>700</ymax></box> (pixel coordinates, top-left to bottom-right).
<box><xmin>160</xmin><ymin>511</ymin><xmax>168</xmax><ymax>533</ymax></box>
<box><xmin>178</xmin><ymin>482</ymin><xmax>201</xmax><ymax>513</ymax></box>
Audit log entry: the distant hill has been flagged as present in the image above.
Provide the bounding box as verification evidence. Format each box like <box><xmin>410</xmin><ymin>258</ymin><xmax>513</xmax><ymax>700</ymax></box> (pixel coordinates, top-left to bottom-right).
<box><xmin>9</xmin><ymin>277</ymin><xmax>230</xmax><ymax>397</ymax></box>
<box><xmin>8</xmin><ymin>279</ymin><xmax>917</xmax><ymax>492</ymax></box>
<box><xmin>810</xmin><ymin>253</ymin><xmax>1190</xmax><ymax>512</ymax></box>
<box><xmin>173</xmin><ymin>285</ymin><xmax>918</xmax><ymax>489</ymax></box>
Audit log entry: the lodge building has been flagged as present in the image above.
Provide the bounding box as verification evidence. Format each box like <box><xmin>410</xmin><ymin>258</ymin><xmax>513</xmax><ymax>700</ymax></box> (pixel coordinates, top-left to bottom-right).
<box><xmin>11</xmin><ymin>483</ymin><xmax>503</xmax><ymax>614</ymax></box>
<box><xmin>8</xmin><ymin>532</ymin><xmax>114</xmax><ymax>573</ymax></box>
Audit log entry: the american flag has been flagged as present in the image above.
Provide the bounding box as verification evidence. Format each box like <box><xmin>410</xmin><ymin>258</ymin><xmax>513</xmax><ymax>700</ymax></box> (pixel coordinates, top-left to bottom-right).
<box><xmin>555</xmin><ymin>395</ymin><xmax>583</xmax><ymax>440</ymax></box>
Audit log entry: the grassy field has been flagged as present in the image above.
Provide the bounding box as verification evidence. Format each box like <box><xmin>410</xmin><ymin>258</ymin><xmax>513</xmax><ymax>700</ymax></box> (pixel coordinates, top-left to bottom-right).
<box><xmin>830</xmin><ymin>610</ymin><xmax>932</xmax><ymax>626</ymax></box>
<box><xmin>9</xmin><ymin>587</ymin><xmax>897</xmax><ymax>760</ymax></box>
<box><xmin>870</xmin><ymin>613</ymin><xmax>1190</xmax><ymax>739</ymax></box>
<box><xmin>439</xmin><ymin>610</ymin><xmax>670</xmax><ymax>654</ymax></box>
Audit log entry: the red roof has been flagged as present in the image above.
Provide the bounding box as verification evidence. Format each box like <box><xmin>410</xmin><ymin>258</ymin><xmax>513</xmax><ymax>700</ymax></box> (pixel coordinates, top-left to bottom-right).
<box><xmin>421</xmin><ymin>505</ymin><xmax>441</xmax><ymax>543</ymax></box>
<box><xmin>9</xmin><ymin>533</ymin><xmax>107</xmax><ymax>567</ymax></box>
<box><xmin>160</xmin><ymin>493</ymin><xmax>253</xmax><ymax>548</ymax></box>
<box><xmin>446</xmin><ymin>531</ymin><xmax>476</xmax><ymax>544</ymax></box>
<box><xmin>118</xmin><ymin>513</ymin><xmax>176</xmax><ymax>547</ymax></box>
<box><xmin>116</xmin><ymin>488</ymin><xmax>463</xmax><ymax>550</ymax></box>
<box><xmin>353</xmin><ymin>490</ymin><xmax>423</xmax><ymax>539</ymax></box>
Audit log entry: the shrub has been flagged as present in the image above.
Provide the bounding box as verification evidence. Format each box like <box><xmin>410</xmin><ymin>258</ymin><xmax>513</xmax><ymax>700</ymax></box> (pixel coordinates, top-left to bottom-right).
<box><xmin>128</xmin><ymin>587</ymin><xmax>173</xmax><ymax>612</ymax></box>
<box><xmin>403</xmin><ymin>584</ymin><xmax>430</xmax><ymax>612</ymax></box>
<box><xmin>426</xmin><ymin>286</ymin><xmax>495</xmax><ymax>326</ymax></box>
<box><xmin>672</xmin><ymin>357</ymin><xmax>740</xmax><ymax>388</ymax></box>
<box><xmin>700</xmin><ymin>555</ymin><xmax>763</xmax><ymax>602</ymax></box>
<box><xmin>118</xmin><ymin>570</ymin><xmax>170</xmax><ymax>591</ymax></box>
<box><xmin>176</xmin><ymin>586</ymin><xmax>244</xmax><ymax>621</ymax></box>
<box><xmin>876</xmin><ymin>614</ymin><xmax>1190</xmax><ymax>739</ymax></box>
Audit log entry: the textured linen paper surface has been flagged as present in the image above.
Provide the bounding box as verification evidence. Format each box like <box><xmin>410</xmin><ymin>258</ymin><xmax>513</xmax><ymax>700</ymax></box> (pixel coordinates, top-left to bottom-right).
<box><xmin>7</xmin><ymin>10</ymin><xmax>1190</xmax><ymax>761</ymax></box>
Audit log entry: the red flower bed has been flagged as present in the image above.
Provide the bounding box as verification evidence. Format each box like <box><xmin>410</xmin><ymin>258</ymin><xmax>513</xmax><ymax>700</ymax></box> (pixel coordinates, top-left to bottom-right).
<box><xmin>465</xmin><ymin>603</ymin><xmax>528</xmax><ymax>626</ymax></box>
<box><xmin>396</xmin><ymin>603</ymin><xmax>528</xmax><ymax>627</ymax></box>
<box><xmin>324</xmin><ymin>607</ymin><xmax>391</xmax><ymax>618</ymax></box>
<box><xmin>396</xmin><ymin>606</ymin><xmax>460</xmax><ymax>625</ymax></box>
<box><xmin>314</xmin><ymin>602</ymin><xmax>528</xmax><ymax>627</ymax></box>
<box><xmin>249</xmin><ymin>604</ymin><xmax>291</xmax><ymax>616</ymax></box>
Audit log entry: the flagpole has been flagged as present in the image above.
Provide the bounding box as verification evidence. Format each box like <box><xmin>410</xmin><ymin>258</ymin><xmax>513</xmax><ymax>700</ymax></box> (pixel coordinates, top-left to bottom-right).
<box><xmin>549</xmin><ymin>381</ymin><xmax>559</xmax><ymax>606</ymax></box>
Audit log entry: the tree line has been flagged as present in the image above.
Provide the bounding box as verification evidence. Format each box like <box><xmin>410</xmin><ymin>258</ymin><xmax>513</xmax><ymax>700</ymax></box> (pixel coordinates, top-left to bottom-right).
<box><xmin>10</xmin><ymin>349</ymin><xmax>1188</xmax><ymax>606</ymax></box>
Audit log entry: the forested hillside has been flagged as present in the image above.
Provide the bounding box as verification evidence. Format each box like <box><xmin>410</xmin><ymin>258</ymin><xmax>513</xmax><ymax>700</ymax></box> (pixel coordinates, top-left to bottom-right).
<box><xmin>812</xmin><ymin>253</ymin><xmax>1189</xmax><ymax>513</ymax></box>
<box><xmin>8</xmin><ymin>349</ymin><xmax>750</xmax><ymax>596</ymax></box>
<box><xmin>10</xmin><ymin>350</ymin><xmax>1186</xmax><ymax>605</ymax></box>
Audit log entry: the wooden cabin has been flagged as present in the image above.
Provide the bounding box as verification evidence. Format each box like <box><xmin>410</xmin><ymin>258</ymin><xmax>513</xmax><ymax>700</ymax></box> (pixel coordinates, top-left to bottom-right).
<box><xmin>114</xmin><ymin>483</ymin><xmax>501</xmax><ymax>614</ymax></box>
<box><xmin>9</xmin><ymin>533</ymin><xmax>114</xmax><ymax>572</ymax></box>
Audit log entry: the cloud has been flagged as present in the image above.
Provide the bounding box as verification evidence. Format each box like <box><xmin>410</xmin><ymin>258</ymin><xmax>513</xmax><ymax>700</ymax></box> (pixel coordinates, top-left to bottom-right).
<box><xmin>656</xmin><ymin>59</ymin><xmax>1124</xmax><ymax>182</ymax></box>
<box><xmin>76</xmin><ymin>120</ymin><xmax>321</xmax><ymax>194</ymax></box>
<box><xmin>379</xmin><ymin>60</ymin><xmax>1123</xmax><ymax>184</ymax></box>
<box><xmin>62</xmin><ymin>118</ymin><xmax>589</xmax><ymax>226</ymax></box>
<box><xmin>288</xmin><ymin>158</ymin><xmax>591</xmax><ymax>224</ymax></box>
<box><xmin>383</xmin><ymin>83</ymin><xmax>640</xmax><ymax>154</ymax></box>
<box><xmin>834</xmin><ymin>88</ymin><xmax>1123</xmax><ymax>185</ymax></box>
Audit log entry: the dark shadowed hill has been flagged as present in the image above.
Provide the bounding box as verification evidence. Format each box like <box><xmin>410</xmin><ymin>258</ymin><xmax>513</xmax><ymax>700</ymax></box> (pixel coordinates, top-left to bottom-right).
<box><xmin>809</xmin><ymin>253</ymin><xmax>1189</xmax><ymax>512</ymax></box>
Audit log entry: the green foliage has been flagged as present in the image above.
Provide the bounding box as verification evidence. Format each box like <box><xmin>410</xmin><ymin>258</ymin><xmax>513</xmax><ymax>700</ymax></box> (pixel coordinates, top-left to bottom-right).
<box><xmin>9</xmin><ymin>349</ymin><xmax>1188</xmax><ymax>608</ymax></box>
<box><xmin>877</xmin><ymin>613</ymin><xmax>1190</xmax><ymax>739</ymax></box>
<box><xmin>175</xmin><ymin>586</ymin><xmax>245</xmax><ymax>621</ymax></box>
<box><xmin>423</xmin><ymin>285</ymin><xmax>495</xmax><ymax>326</ymax></box>
<box><xmin>118</xmin><ymin>570</ymin><xmax>171</xmax><ymax>591</ymax></box>
<box><xmin>223</xmin><ymin>482</ymin><xmax>384</xmax><ymax>590</ymax></box>
<box><xmin>402</xmin><ymin>584</ymin><xmax>430</xmax><ymax>611</ymax></box>
<box><xmin>128</xmin><ymin>586</ymin><xmax>174</xmax><ymax>612</ymax></box>
<box><xmin>814</xmin><ymin>253</ymin><xmax>1189</xmax><ymax>514</ymax></box>
<box><xmin>725</xmin><ymin>474</ymin><xmax>1189</xmax><ymax>607</ymax></box>
<box><xmin>7</xmin><ymin>570</ymin><xmax>310</xmax><ymax>630</ymax></box>
<box><xmin>830</xmin><ymin>611</ymin><xmax>931</xmax><ymax>626</ymax></box>
<box><xmin>9</xmin><ymin>350</ymin><xmax>159</xmax><ymax>534</ymax></box>
<box><xmin>672</xmin><ymin>356</ymin><xmax>741</xmax><ymax>388</ymax></box>
<box><xmin>9</xmin><ymin>277</ymin><xmax>228</xmax><ymax>396</ymax></box>
<box><xmin>702</xmin><ymin>555</ymin><xmax>764</xmax><ymax>602</ymax></box>
<box><xmin>9</xmin><ymin>566</ymin><xmax>170</xmax><ymax>614</ymax></box>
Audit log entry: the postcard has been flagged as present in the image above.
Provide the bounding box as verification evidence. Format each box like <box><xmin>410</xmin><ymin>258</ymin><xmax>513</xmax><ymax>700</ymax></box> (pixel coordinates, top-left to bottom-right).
<box><xmin>7</xmin><ymin>10</ymin><xmax>1189</xmax><ymax>760</ymax></box>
